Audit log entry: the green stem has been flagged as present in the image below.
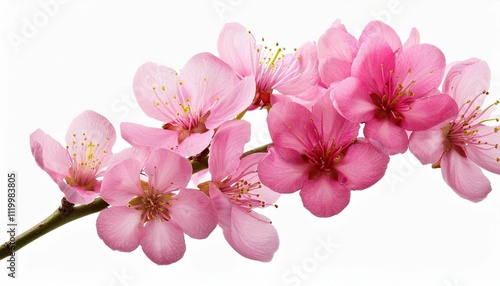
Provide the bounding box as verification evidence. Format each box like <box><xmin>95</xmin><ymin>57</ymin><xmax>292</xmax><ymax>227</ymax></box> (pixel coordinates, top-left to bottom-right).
<box><xmin>0</xmin><ymin>143</ymin><xmax>272</xmax><ymax>260</ymax></box>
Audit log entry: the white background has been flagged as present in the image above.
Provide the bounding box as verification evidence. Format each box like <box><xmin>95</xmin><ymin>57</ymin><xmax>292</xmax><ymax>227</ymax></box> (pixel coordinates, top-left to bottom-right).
<box><xmin>1</xmin><ymin>0</ymin><xmax>500</xmax><ymax>285</ymax></box>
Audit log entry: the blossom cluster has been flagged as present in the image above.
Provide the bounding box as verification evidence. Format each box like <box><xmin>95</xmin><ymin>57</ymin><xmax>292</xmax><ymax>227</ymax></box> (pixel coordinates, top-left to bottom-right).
<box><xmin>30</xmin><ymin>20</ymin><xmax>500</xmax><ymax>265</ymax></box>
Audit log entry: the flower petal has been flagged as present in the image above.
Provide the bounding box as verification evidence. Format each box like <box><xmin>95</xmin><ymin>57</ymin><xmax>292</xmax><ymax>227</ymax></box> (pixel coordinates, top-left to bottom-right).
<box><xmin>208</xmin><ymin>182</ymin><xmax>232</xmax><ymax>229</ymax></box>
<box><xmin>267</xmin><ymin>101</ymin><xmax>316</xmax><ymax>151</ymax></box>
<box><xmin>120</xmin><ymin>122</ymin><xmax>179</xmax><ymax>151</ymax></box>
<box><xmin>169</xmin><ymin>188</ymin><xmax>217</xmax><ymax>239</ymax></box>
<box><xmin>30</xmin><ymin>129</ymin><xmax>69</xmax><ymax>182</ymax></box>
<box><xmin>443</xmin><ymin>58</ymin><xmax>491</xmax><ymax>107</ymax></box>
<box><xmin>359</xmin><ymin>20</ymin><xmax>402</xmax><ymax>53</ymax></box>
<box><xmin>209</xmin><ymin>120</ymin><xmax>251</xmax><ymax>182</ymax></box>
<box><xmin>100</xmin><ymin>158</ymin><xmax>143</xmax><ymax>206</ymax></box>
<box><xmin>466</xmin><ymin>125</ymin><xmax>500</xmax><ymax>174</ymax></box>
<box><xmin>441</xmin><ymin>150</ymin><xmax>491</xmax><ymax>202</ymax></box>
<box><xmin>140</xmin><ymin>219</ymin><xmax>186</xmax><ymax>265</ymax></box>
<box><xmin>312</xmin><ymin>93</ymin><xmax>360</xmax><ymax>146</ymax></box>
<box><xmin>400</xmin><ymin>94</ymin><xmax>458</xmax><ymax>131</ymax></box>
<box><xmin>403</xmin><ymin>27</ymin><xmax>420</xmax><ymax>49</ymax></box>
<box><xmin>300</xmin><ymin>175</ymin><xmax>350</xmax><ymax>217</ymax></box>
<box><xmin>364</xmin><ymin>118</ymin><xmax>409</xmax><ymax>155</ymax></box>
<box><xmin>409</xmin><ymin>126</ymin><xmax>446</xmax><ymax>165</ymax></box>
<box><xmin>217</xmin><ymin>22</ymin><xmax>258</xmax><ymax>78</ymax></box>
<box><xmin>332</xmin><ymin>77</ymin><xmax>376</xmax><ymax>123</ymax></box>
<box><xmin>133</xmin><ymin>62</ymin><xmax>180</xmax><ymax>122</ymax></box>
<box><xmin>238</xmin><ymin>153</ymin><xmax>281</xmax><ymax>205</ymax></box>
<box><xmin>144</xmin><ymin>149</ymin><xmax>192</xmax><ymax>193</ymax></box>
<box><xmin>394</xmin><ymin>44</ymin><xmax>445</xmax><ymax>98</ymax></box>
<box><xmin>204</xmin><ymin>75</ymin><xmax>256</xmax><ymax>129</ymax></box>
<box><xmin>336</xmin><ymin>140</ymin><xmax>390</xmax><ymax>190</ymax></box>
<box><xmin>58</xmin><ymin>180</ymin><xmax>99</xmax><ymax>205</ymax></box>
<box><xmin>257</xmin><ymin>147</ymin><xmax>309</xmax><ymax>194</ymax></box>
<box><xmin>96</xmin><ymin>206</ymin><xmax>143</xmax><ymax>252</ymax></box>
<box><xmin>223</xmin><ymin>207</ymin><xmax>279</xmax><ymax>262</ymax></box>
<box><xmin>106</xmin><ymin>147</ymin><xmax>151</xmax><ymax>169</ymax></box>
<box><xmin>176</xmin><ymin>130</ymin><xmax>215</xmax><ymax>157</ymax></box>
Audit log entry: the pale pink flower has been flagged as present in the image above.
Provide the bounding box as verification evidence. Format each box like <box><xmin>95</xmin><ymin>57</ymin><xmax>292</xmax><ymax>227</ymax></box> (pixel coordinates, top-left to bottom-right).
<box><xmin>258</xmin><ymin>94</ymin><xmax>390</xmax><ymax>217</ymax></box>
<box><xmin>97</xmin><ymin>149</ymin><xmax>217</xmax><ymax>265</ymax></box>
<box><xmin>409</xmin><ymin>58</ymin><xmax>500</xmax><ymax>202</ymax></box>
<box><xmin>217</xmin><ymin>22</ymin><xmax>319</xmax><ymax>109</ymax></box>
<box><xmin>30</xmin><ymin>110</ymin><xmax>116</xmax><ymax>204</ymax></box>
<box><xmin>333</xmin><ymin>25</ymin><xmax>458</xmax><ymax>155</ymax></box>
<box><xmin>198</xmin><ymin>120</ymin><xmax>280</xmax><ymax>262</ymax></box>
<box><xmin>121</xmin><ymin>52</ymin><xmax>255</xmax><ymax>156</ymax></box>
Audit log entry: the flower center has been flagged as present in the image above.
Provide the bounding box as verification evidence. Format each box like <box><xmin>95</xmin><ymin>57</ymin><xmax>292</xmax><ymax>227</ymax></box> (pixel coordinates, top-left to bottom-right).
<box><xmin>162</xmin><ymin>111</ymin><xmax>210</xmax><ymax>144</ymax></box>
<box><xmin>128</xmin><ymin>180</ymin><xmax>174</xmax><ymax>224</ymax></box>
<box><xmin>301</xmin><ymin>139</ymin><xmax>353</xmax><ymax>181</ymax></box>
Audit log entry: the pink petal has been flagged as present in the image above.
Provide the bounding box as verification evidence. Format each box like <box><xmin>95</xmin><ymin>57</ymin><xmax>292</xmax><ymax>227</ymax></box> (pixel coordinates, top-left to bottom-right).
<box><xmin>120</xmin><ymin>122</ymin><xmax>179</xmax><ymax>151</ymax></box>
<box><xmin>133</xmin><ymin>62</ymin><xmax>180</xmax><ymax>122</ymax></box>
<box><xmin>332</xmin><ymin>77</ymin><xmax>376</xmax><ymax>122</ymax></box>
<box><xmin>30</xmin><ymin>129</ymin><xmax>69</xmax><ymax>182</ymax></box>
<box><xmin>336</xmin><ymin>141</ymin><xmax>390</xmax><ymax>190</ymax></box>
<box><xmin>466</xmin><ymin>125</ymin><xmax>500</xmax><ymax>174</ymax></box>
<box><xmin>140</xmin><ymin>219</ymin><xmax>186</xmax><ymax>265</ymax></box>
<box><xmin>364</xmin><ymin>118</ymin><xmax>409</xmax><ymax>155</ymax></box>
<box><xmin>274</xmin><ymin>42</ymin><xmax>319</xmax><ymax>95</ymax></box>
<box><xmin>443</xmin><ymin>58</ymin><xmax>491</xmax><ymax>107</ymax></box>
<box><xmin>267</xmin><ymin>101</ymin><xmax>316</xmax><ymax>151</ymax></box>
<box><xmin>351</xmin><ymin>37</ymin><xmax>396</xmax><ymax>95</ymax></box>
<box><xmin>106</xmin><ymin>147</ymin><xmax>151</xmax><ymax>169</ymax></box>
<box><xmin>217</xmin><ymin>22</ymin><xmax>258</xmax><ymax>78</ymax></box>
<box><xmin>209</xmin><ymin>120</ymin><xmax>251</xmax><ymax>182</ymax></box>
<box><xmin>204</xmin><ymin>75</ymin><xmax>255</xmax><ymax>129</ymax></box>
<box><xmin>144</xmin><ymin>149</ymin><xmax>192</xmax><ymax>193</ymax></box>
<box><xmin>257</xmin><ymin>147</ymin><xmax>309</xmax><ymax>194</ymax></box>
<box><xmin>318</xmin><ymin>25</ymin><xmax>359</xmax><ymax>62</ymax></box>
<box><xmin>169</xmin><ymin>188</ymin><xmax>217</xmax><ymax>239</ymax></box>
<box><xmin>100</xmin><ymin>158</ymin><xmax>143</xmax><ymax>206</ymax></box>
<box><xmin>58</xmin><ymin>180</ymin><xmax>99</xmax><ymax>205</ymax></box>
<box><xmin>403</xmin><ymin>27</ymin><xmax>420</xmax><ymax>49</ymax></box>
<box><xmin>208</xmin><ymin>182</ymin><xmax>233</xmax><ymax>229</ymax></box>
<box><xmin>441</xmin><ymin>150</ymin><xmax>491</xmax><ymax>202</ymax></box>
<box><xmin>319</xmin><ymin>57</ymin><xmax>354</xmax><ymax>86</ymax></box>
<box><xmin>65</xmin><ymin>110</ymin><xmax>116</xmax><ymax>166</ymax></box>
<box><xmin>400</xmin><ymin>94</ymin><xmax>458</xmax><ymax>131</ymax></box>
<box><xmin>408</xmin><ymin>126</ymin><xmax>446</xmax><ymax>165</ymax></box>
<box><xmin>312</xmin><ymin>93</ymin><xmax>360</xmax><ymax>147</ymax></box>
<box><xmin>180</xmin><ymin>52</ymin><xmax>240</xmax><ymax>113</ymax></box>
<box><xmin>359</xmin><ymin>20</ymin><xmax>402</xmax><ymax>53</ymax></box>
<box><xmin>96</xmin><ymin>206</ymin><xmax>143</xmax><ymax>252</ymax></box>
<box><xmin>223</xmin><ymin>207</ymin><xmax>279</xmax><ymax>262</ymax></box>
<box><xmin>394</xmin><ymin>44</ymin><xmax>445</xmax><ymax>98</ymax></box>
<box><xmin>176</xmin><ymin>130</ymin><xmax>215</xmax><ymax>157</ymax></box>
<box><xmin>300</xmin><ymin>175</ymin><xmax>350</xmax><ymax>217</ymax></box>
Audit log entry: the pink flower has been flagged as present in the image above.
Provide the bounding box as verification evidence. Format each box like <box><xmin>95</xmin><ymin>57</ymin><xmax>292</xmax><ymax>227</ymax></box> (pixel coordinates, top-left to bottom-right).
<box><xmin>258</xmin><ymin>94</ymin><xmax>390</xmax><ymax>217</ymax></box>
<box><xmin>409</xmin><ymin>58</ymin><xmax>500</xmax><ymax>202</ymax></box>
<box><xmin>30</xmin><ymin>110</ymin><xmax>116</xmax><ymax>204</ymax></box>
<box><xmin>121</xmin><ymin>52</ymin><xmax>255</xmax><ymax>156</ymax></box>
<box><xmin>197</xmin><ymin>120</ymin><xmax>280</xmax><ymax>262</ymax></box>
<box><xmin>218</xmin><ymin>22</ymin><xmax>319</xmax><ymax>109</ymax></box>
<box><xmin>333</xmin><ymin>21</ymin><xmax>457</xmax><ymax>155</ymax></box>
<box><xmin>97</xmin><ymin>149</ymin><xmax>217</xmax><ymax>265</ymax></box>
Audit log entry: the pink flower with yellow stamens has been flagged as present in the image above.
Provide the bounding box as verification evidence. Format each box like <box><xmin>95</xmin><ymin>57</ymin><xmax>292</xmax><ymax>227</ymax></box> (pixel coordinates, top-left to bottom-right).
<box><xmin>410</xmin><ymin>58</ymin><xmax>500</xmax><ymax>202</ymax></box>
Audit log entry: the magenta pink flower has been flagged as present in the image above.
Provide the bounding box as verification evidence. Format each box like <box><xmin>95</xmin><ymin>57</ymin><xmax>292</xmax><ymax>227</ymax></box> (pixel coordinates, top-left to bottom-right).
<box><xmin>258</xmin><ymin>94</ymin><xmax>390</xmax><ymax>217</ymax></box>
<box><xmin>333</xmin><ymin>21</ymin><xmax>457</xmax><ymax>155</ymax></box>
<box><xmin>97</xmin><ymin>149</ymin><xmax>217</xmax><ymax>265</ymax></box>
<box><xmin>30</xmin><ymin>110</ymin><xmax>116</xmax><ymax>204</ymax></box>
<box><xmin>409</xmin><ymin>58</ymin><xmax>500</xmax><ymax>202</ymax></box>
<box><xmin>197</xmin><ymin>120</ymin><xmax>280</xmax><ymax>262</ymax></box>
<box><xmin>121</xmin><ymin>52</ymin><xmax>255</xmax><ymax>156</ymax></box>
<box><xmin>218</xmin><ymin>22</ymin><xmax>319</xmax><ymax>109</ymax></box>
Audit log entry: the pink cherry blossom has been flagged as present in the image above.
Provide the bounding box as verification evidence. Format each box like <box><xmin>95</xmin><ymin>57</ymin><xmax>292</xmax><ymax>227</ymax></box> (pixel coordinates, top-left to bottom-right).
<box><xmin>30</xmin><ymin>110</ymin><xmax>116</xmax><ymax>204</ymax></box>
<box><xmin>218</xmin><ymin>22</ymin><xmax>319</xmax><ymax>109</ymax></box>
<box><xmin>409</xmin><ymin>58</ymin><xmax>500</xmax><ymax>202</ymax></box>
<box><xmin>333</xmin><ymin>24</ymin><xmax>458</xmax><ymax>155</ymax></box>
<box><xmin>97</xmin><ymin>149</ymin><xmax>217</xmax><ymax>265</ymax></box>
<box><xmin>258</xmin><ymin>94</ymin><xmax>390</xmax><ymax>217</ymax></box>
<box><xmin>121</xmin><ymin>52</ymin><xmax>255</xmax><ymax>157</ymax></box>
<box><xmin>197</xmin><ymin>120</ymin><xmax>280</xmax><ymax>262</ymax></box>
